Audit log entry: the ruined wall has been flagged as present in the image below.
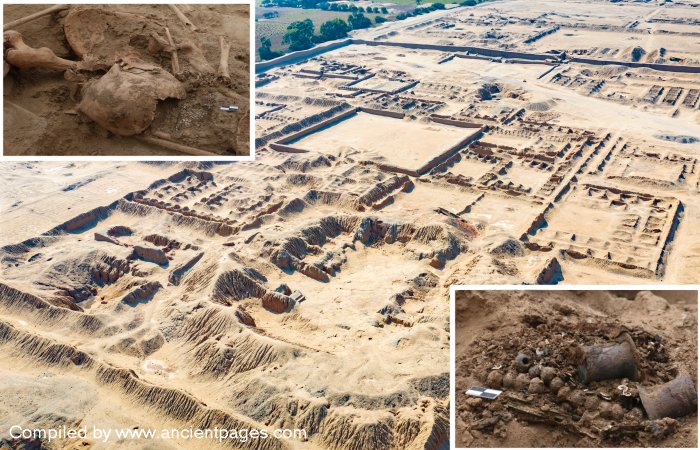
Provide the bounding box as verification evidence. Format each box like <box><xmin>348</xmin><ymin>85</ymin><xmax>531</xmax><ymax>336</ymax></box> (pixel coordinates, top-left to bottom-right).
<box><xmin>355</xmin><ymin>40</ymin><xmax>555</xmax><ymax>62</ymax></box>
<box><xmin>255</xmin><ymin>39</ymin><xmax>353</xmax><ymax>73</ymax></box>
<box><xmin>273</xmin><ymin>108</ymin><xmax>359</xmax><ymax>146</ymax></box>
<box><xmin>256</xmin><ymin>40</ymin><xmax>700</xmax><ymax>75</ymax></box>
<box><xmin>255</xmin><ymin>103</ymin><xmax>353</xmax><ymax>148</ymax></box>
<box><xmin>570</xmin><ymin>56</ymin><xmax>700</xmax><ymax>74</ymax></box>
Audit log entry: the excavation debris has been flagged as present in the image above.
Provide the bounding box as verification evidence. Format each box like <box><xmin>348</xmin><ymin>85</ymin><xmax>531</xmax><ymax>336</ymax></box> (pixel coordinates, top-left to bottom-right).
<box><xmin>456</xmin><ymin>290</ymin><xmax>698</xmax><ymax>447</ymax></box>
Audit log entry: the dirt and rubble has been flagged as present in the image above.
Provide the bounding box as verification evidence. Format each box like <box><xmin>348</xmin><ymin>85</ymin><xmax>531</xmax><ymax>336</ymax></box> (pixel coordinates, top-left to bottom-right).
<box><xmin>455</xmin><ymin>290</ymin><xmax>698</xmax><ymax>448</ymax></box>
<box><xmin>4</xmin><ymin>4</ymin><xmax>250</xmax><ymax>156</ymax></box>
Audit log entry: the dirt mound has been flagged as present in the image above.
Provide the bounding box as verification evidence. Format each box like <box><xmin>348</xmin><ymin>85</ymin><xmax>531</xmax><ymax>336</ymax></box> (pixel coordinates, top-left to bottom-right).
<box><xmin>490</xmin><ymin>238</ymin><xmax>525</xmax><ymax>257</ymax></box>
<box><xmin>477</xmin><ymin>83</ymin><xmax>501</xmax><ymax>101</ymax></box>
<box><xmin>526</xmin><ymin>99</ymin><xmax>557</xmax><ymax>112</ymax></box>
<box><xmin>629</xmin><ymin>46</ymin><xmax>646</xmax><ymax>62</ymax></box>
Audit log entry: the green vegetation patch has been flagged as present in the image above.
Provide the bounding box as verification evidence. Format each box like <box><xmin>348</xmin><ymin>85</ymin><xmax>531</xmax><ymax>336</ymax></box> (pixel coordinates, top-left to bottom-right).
<box><xmin>256</xmin><ymin>8</ymin><xmax>381</xmax><ymax>48</ymax></box>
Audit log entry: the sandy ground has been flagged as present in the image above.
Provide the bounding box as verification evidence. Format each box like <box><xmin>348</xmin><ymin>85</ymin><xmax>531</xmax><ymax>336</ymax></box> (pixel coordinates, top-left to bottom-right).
<box><xmin>0</xmin><ymin>162</ymin><xmax>176</xmax><ymax>246</ymax></box>
<box><xmin>289</xmin><ymin>112</ymin><xmax>473</xmax><ymax>172</ymax></box>
<box><xmin>455</xmin><ymin>290</ymin><xmax>698</xmax><ymax>448</ymax></box>
<box><xmin>0</xmin><ymin>161</ymin><xmax>452</xmax><ymax>450</ymax></box>
<box><xmin>4</xmin><ymin>4</ymin><xmax>250</xmax><ymax>156</ymax></box>
<box><xmin>256</xmin><ymin>0</ymin><xmax>700</xmax><ymax>285</ymax></box>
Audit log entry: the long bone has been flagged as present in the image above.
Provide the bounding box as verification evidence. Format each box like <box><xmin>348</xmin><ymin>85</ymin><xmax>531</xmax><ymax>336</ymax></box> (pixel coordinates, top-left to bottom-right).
<box><xmin>4</xmin><ymin>30</ymin><xmax>77</xmax><ymax>71</ymax></box>
<box><xmin>4</xmin><ymin>5</ymin><xmax>70</xmax><ymax>31</ymax></box>
<box><xmin>149</xmin><ymin>31</ymin><xmax>214</xmax><ymax>74</ymax></box>
<box><xmin>218</xmin><ymin>36</ymin><xmax>231</xmax><ymax>79</ymax></box>
<box><xmin>167</xmin><ymin>5</ymin><xmax>198</xmax><ymax>32</ymax></box>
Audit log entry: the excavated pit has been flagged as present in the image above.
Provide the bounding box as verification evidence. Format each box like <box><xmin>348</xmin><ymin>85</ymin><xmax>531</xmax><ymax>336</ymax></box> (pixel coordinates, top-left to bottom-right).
<box><xmin>455</xmin><ymin>290</ymin><xmax>698</xmax><ymax>448</ymax></box>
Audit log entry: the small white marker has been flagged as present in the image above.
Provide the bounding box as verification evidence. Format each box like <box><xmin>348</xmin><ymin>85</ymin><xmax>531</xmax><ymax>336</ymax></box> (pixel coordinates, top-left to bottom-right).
<box><xmin>220</xmin><ymin>105</ymin><xmax>239</xmax><ymax>112</ymax></box>
<box><xmin>465</xmin><ymin>386</ymin><xmax>502</xmax><ymax>399</ymax></box>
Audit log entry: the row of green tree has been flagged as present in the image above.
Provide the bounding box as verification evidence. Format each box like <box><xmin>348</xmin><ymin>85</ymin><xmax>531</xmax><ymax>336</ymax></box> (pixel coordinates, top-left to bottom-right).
<box><xmin>260</xmin><ymin>0</ymin><xmax>489</xmax><ymax>10</ymax></box>
<box><xmin>323</xmin><ymin>3</ymin><xmax>388</xmax><ymax>13</ymax></box>
<box><xmin>258</xmin><ymin>0</ymin><xmax>490</xmax><ymax>60</ymax></box>
<box><xmin>260</xmin><ymin>13</ymin><xmax>379</xmax><ymax>60</ymax></box>
<box><xmin>396</xmin><ymin>2</ymin><xmax>445</xmax><ymax>20</ymax></box>
<box><xmin>260</xmin><ymin>0</ymin><xmax>388</xmax><ymax>13</ymax></box>
<box><xmin>260</xmin><ymin>0</ymin><xmax>387</xmax><ymax>9</ymax></box>
<box><xmin>260</xmin><ymin>0</ymin><xmax>322</xmax><ymax>9</ymax></box>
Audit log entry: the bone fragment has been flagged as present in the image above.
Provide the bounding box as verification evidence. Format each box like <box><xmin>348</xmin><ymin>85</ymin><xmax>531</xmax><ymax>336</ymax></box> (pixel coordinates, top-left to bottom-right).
<box><xmin>4</xmin><ymin>5</ymin><xmax>70</xmax><ymax>31</ymax></box>
<box><xmin>218</xmin><ymin>36</ymin><xmax>231</xmax><ymax>79</ymax></box>
<box><xmin>168</xmin><ymin>5</ymin><xmax>198</xmax><ymax>32</ymax></box>
<box><xmin>138</xmin><ymin>132</ymin><xmax>219</xmax><ymax>156</ymax></box>
<box><xmin>4</xmin><ymin>30</ymin><xmax>76</xmax><ymax>71</ymax></box>
<box><xmin>164</xmin><ymin>27</ymin><xmax>180</xmax><ymax>74</ymax></box>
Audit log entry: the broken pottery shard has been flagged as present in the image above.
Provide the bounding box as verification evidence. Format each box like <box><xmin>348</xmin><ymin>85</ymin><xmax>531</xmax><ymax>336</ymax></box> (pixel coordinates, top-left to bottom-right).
<box><xmin>78</xmin><ymin>57</ymin><xmax>185</xmax><ymax>136</ymax></box>
<box><xmin>639</xmin><ymin>375</ymin><xmax>697</xmax><ymax>419</ymax></box>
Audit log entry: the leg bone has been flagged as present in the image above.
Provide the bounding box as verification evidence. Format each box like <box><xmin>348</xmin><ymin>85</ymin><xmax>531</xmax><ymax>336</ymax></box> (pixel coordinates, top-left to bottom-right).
<box><xmin>218</xmin><ymin>36</ymin><xmax>231</xmax><ymax>79</ymax></box>
<box><xmin>4</xmin><ymin>30</ymin><xmax>76</xmax><ymax>71</ymax></box>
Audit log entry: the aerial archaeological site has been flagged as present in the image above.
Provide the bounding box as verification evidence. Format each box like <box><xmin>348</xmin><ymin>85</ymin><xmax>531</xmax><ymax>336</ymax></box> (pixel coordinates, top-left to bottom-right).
<box><xmin>0</xmin><ymin>0</ymin><xmax>700</xmax><ymax>449</ymax></box>
<box><xmin>3</xmin><ymin>4</ymin><xmax>250</xmax><ymax>156</ymax></box>
<box><xmin>0</xmin><ymin>159</ymin><xmax>451</xmax><ymax>449</ymax></box>
<box><xmin>257</xmin><ymin>0</ymin><xmax>700</xmax><ymax>285</ymax></box>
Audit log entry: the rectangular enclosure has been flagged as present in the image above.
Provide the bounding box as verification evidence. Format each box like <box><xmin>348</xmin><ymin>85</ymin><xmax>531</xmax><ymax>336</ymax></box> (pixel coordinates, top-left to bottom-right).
<box><xmin>286</xmin><ymin>111</ymin><xmax>481</xmax><ymax>174</ymax></box>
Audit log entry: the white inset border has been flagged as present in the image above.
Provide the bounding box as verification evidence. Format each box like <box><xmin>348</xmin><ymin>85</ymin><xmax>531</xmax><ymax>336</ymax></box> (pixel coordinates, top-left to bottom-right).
<box><xmin>1</xmin><ymin>0</ymin><xmax>255</xmax><ymax>161</ymax></box>
<box><xmin>449</xmin><ymin>284</ymin><xmax>700</xmax><ymax>450</ymax></box>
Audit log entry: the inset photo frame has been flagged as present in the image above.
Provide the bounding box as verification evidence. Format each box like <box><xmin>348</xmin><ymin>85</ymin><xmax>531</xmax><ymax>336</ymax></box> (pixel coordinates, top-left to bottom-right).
<box><xmin>3</xmin><ymin>2</ymin><xmax>253</xmax><ymax>159</ymax></box>
<box><xmin>451</xmin><ymin>286</ymin><xmax>699</xmax><ymax>449</ymax></box>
